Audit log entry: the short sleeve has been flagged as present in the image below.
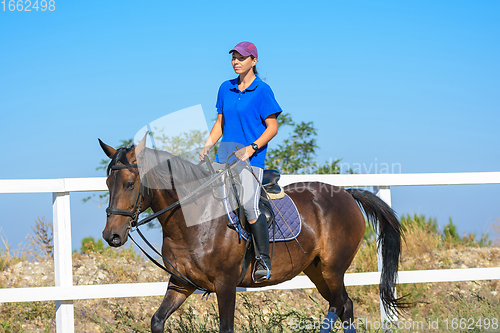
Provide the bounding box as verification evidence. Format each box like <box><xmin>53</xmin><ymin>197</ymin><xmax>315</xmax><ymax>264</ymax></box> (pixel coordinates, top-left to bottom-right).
<box><xmin>216</xmin><ymin>83</ymin><xmax>224</xmax><ymax>114</ymax></box>
<box><xmin>259</xmin><ymin>85</ymin><xmax>282</xmax><ymax>120</ymax></box>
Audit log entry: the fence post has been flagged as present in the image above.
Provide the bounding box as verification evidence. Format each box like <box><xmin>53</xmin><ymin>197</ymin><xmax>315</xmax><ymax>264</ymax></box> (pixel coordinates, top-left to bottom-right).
<box><xmin>373</xmin><ymin>185</ymin><xmax>397</xmax><ymax>328</ymax></box>
<box><xmin>53</xmin><ymin>191</ymin><xmax>75</xmax><ymax>333</ymax></box>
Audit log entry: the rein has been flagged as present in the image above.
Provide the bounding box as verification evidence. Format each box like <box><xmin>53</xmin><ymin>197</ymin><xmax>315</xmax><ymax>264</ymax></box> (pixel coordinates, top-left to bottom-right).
<box><xmin>105</xmin><ymin>156</ymin><xmax>240</xmax><ymax>295</ymax></box>
<box><xmin>133</xmin><ymin>156</ymin><xmax>240</xmax><ymax>228</ymax></box>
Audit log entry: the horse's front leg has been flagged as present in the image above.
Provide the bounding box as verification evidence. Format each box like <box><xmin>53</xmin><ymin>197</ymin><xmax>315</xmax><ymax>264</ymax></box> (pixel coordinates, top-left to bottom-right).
<box><xmin>215</xmin><ymin>281</ymin><xmax>237</xmax><ymax>333</ymax></box>
<box><xmin>151</xmin><ymin>277</ymin><xmax>195</xmax><ymax>333</ymax></box>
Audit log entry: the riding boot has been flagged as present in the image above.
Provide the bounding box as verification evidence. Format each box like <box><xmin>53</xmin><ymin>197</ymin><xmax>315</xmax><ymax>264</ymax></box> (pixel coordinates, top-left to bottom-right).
<box><xmin>249</xmin><ymin>214</ymin><xmax>272</xmax><ymax>283</ymax></box>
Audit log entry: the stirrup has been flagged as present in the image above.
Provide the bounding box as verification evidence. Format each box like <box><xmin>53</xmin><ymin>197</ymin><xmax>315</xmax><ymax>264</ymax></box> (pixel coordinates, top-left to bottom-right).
<box><xmin>252</xmin><ymin>256</ymin><xmax>272</xmax><ymax>283</ymax></box>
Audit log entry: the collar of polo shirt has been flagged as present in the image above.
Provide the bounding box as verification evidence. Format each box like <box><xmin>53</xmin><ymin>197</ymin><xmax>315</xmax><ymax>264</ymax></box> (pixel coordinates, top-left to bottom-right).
<box><xmin>230</xmin><ymin>75</ymin><xmax>262</xmax><ymax>93</ymax></box>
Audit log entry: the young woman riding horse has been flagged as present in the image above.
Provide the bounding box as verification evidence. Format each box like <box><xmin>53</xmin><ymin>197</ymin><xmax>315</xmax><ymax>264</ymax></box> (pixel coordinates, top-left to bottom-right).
<box><xmin>100</xmin><ymin>139</ymin><xmax>407</xmax><ymax>333</ymax></box>
<box><xmin>100</xmin><ymin>42</ymin><xmax>407</xmax><ymax>333</ymax></box>
<box><xmin>199</xmin><ymin>41</ymin><xmax>282</xmax><ymax>283</ymax></box>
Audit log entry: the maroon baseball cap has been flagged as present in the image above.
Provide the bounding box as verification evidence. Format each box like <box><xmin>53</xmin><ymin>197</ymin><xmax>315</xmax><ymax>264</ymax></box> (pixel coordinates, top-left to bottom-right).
<box><xmin>229</xmin><ymin>41</ymin><xmax>258</xmax><ymax>58</ymax></box>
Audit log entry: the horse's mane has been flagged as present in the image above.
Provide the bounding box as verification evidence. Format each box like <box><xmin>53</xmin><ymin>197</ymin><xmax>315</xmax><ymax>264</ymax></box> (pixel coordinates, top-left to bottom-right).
<box><xmin>136</xmin><ymin>147</ymin><xmax>210</xmax><ymax>192</ymax></box>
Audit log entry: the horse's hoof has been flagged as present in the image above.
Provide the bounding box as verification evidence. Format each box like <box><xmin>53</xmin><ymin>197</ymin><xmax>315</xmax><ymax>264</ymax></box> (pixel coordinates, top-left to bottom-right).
<box><xmin>151</xmin><ymin>314</ymin><xmax>165</xmax><ymax>333</ymax></box>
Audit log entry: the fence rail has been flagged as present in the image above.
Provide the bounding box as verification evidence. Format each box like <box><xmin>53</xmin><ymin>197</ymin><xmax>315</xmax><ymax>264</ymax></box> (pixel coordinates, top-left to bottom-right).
<box><xmin>1</xmin><ymin>172</ymin><xmax>500</xmax><ymax>333</ymax></box>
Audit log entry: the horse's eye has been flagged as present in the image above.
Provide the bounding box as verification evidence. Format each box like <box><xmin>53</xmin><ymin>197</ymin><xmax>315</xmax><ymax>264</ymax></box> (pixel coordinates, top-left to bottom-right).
<box><xmin>126</xmin><ymin>182</ymin><xmax>135</xmax><ymax>190</ymax></box>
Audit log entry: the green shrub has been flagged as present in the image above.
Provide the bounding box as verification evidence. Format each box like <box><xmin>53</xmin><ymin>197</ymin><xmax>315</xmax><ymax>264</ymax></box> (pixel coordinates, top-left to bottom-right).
<box><xmin>80</xmin><ymin>236</ymin><xmax>106</xmax><ymax>254</ymax></box>
<box><xmin>400</xmin><ymin>214</ymin><xmax>439</xmax><ymax>235</ymax></box>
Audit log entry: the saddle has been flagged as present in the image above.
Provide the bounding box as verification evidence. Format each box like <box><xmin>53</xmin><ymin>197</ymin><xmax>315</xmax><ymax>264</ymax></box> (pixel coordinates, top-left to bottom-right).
<box><xmin>222</xmin><ymin>168</ymin><xmax>280</xmax><ymax>284</ymax></box>
<box><xmin>218</xmin><ymin>166</ymin><xmax>302</xmax><ymax>284</ymax></box>
<box><xmin>262</xmin><ymin>169</ymin><xmax>282</xmax><ymax>195</ymax></box>
<box><xmin>223</xmin><ymin>169</ymin><xmax>283</xmax><ymax>232</ymax></box>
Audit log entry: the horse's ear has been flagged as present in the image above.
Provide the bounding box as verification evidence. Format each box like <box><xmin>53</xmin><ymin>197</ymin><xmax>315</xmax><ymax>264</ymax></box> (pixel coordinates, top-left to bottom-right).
<box><xmin>134</xmin><ymin>133</ymin><xmax>148</xmax><ymax>155</ymax></box>
<box><xmin>99</xmin><ymin>139</ymin><xmax>117</xmax><ymax>159</ymax></box>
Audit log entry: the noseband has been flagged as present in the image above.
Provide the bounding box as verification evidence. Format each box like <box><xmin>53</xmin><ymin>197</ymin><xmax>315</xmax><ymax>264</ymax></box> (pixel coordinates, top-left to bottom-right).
<box><xmin>105</xmin><ymin>163</ymin><xmax>144</xmax><ymax>229</ymax></box>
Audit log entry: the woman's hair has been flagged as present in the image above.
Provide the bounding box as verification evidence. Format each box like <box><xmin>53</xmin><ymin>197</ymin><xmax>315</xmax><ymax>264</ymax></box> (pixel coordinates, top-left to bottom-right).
<box><xmin>250</xmin><ymin>55</ymin><xmax>258</xmax><ymax>75</ymax></box>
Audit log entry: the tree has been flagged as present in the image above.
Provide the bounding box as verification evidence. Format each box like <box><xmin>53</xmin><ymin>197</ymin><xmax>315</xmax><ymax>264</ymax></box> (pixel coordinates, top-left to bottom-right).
<box><xmin>266</xmin><ymin>112</ymin><xmax>354</xmax><ymax>175</ymax></box>
<box><xmin>266</xmin><ymin>120</ymin><xmax>318</xmax><ymax>174</ymax></box>
<box><xmin>151</xmin><ymin>129</ymin><xmax>212</xmax><ymax>162</ymax></box>
<box><xmin>316</xmin><ymin>158</ymin><xmax>355</xmax><ymax>175</ymax></box>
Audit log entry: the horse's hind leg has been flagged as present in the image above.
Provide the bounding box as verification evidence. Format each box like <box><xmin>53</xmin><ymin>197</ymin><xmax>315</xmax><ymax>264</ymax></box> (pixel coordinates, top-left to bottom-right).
<box><xmin>339</xmin><ymin>286</ymin><xmax>356</xmax><ymax>332</ymax></box>
<box><xmin>151</xmin><ymin>277</ymin><xmax>194</xmax><ymax>333</ymax></box>
<box><xmin>303</xmin><ymin>264</ymin><xmax>356</xmax><ymax>332</ymax></box>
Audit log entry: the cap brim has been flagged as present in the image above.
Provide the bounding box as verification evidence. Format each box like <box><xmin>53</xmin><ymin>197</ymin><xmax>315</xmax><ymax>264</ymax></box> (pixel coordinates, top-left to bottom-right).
<box><xmin>229</xmin><ymin>47</ymin><xmax>252</xmax><ymax>57</ymax></box>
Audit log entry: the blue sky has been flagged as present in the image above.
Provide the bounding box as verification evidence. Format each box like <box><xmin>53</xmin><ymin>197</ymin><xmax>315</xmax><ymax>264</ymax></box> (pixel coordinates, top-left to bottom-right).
<box><xmin>1</xmin><ymin>0</ymin><xmax>499</xmax><ymax>251</ymax></box>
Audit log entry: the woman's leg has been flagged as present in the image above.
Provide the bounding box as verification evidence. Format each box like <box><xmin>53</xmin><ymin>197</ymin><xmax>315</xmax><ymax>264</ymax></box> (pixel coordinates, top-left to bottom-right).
<box><xmin>237</xmin><ymin>165</ymin><xmax>271</xmax><ymax>282</ymax></box>
<box><xmin>238</xmin><ymin>164</ymin><xmax>263</xmax><ymax>223</ymax></box>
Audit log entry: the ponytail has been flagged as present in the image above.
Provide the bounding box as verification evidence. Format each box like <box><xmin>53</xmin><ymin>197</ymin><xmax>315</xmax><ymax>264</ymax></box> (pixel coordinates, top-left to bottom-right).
<box><xmin>251</xmin><ymin>55</ymin><xmax>258</xmax><ymax>75</ymax></box>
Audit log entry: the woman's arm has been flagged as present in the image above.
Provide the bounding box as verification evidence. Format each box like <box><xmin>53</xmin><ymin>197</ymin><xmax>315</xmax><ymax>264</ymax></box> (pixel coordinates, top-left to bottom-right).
<box><xmin>199</xmin><ymin>113</ymin><xmax>223</xmax><ymax>161</ymax></box>
<box><xmin>255</xmin><ymin>113</ymin><xmax>278</xmax><ymax>148</ymax></box>
<box><xmin>235</xmin><ymin>114</ymin><xmax>278</xmax><ymax>161</ymax></box>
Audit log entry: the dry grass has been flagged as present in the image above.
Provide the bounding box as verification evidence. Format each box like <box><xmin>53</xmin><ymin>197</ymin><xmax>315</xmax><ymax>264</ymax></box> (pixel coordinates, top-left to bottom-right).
<box><xmin>27</xmin><ymin>217</ymin><xmax>54</xmax><ymax>261</ymax></box>
<box><xmin>490</xmin><ymin>217</ymin><xmax>500</xmax><ymax>246</ymax></box>
<box><xmin>1</xmin><ymin>215</ymin><xmax>499</xmax><ymax>332</ymax></box>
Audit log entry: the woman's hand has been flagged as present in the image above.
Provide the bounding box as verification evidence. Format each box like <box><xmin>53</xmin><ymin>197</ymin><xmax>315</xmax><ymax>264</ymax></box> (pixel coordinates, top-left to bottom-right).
<box><xmin>235</xmin><ymin>145</ymin><xmax>255</xmax><ymax>161</ymax></box>
<box><xmin>200</xmin><ymin>114</ymin><xmax>223</xmax><ymax>162</ymax></box>
<box><xmin>199</xmin><ymin>145</ymin><xmax>212</xmax><ymax>162</ymax></box>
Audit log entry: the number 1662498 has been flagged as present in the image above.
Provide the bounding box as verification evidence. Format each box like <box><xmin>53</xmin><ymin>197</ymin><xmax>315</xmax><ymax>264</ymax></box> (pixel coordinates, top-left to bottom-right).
<box><xmin>2</xmin><ymin>0</ymin><xmax>55</xmax><ymax>11</ymax></box>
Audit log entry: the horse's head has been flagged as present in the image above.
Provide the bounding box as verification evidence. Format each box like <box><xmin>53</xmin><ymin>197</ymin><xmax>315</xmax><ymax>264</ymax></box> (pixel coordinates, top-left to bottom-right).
<box><xmin>99</xmin><ymin>138</ymin><xmax>146</xmax><ymax>247</ymax></box>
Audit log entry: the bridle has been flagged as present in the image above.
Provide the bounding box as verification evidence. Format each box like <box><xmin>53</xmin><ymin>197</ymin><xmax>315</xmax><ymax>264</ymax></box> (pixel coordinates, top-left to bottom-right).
<box><xmin>104</xmin><ymin>160</ymin><xmax>214</xmax><ymax>294</ymax></box>
<box><xmin>104</xmin><ymin>152</ymin><xmax>302</xmax><ymax>294</ymax></box>
<box><xmin>103</xmin><ymin>156</ymin><xmax>241</xmax><ymax>295</ymax></box>
<box><xmin>105</xmin><ymin>163</ymin><xmax>145</xmax><ymax>229</ymax></box>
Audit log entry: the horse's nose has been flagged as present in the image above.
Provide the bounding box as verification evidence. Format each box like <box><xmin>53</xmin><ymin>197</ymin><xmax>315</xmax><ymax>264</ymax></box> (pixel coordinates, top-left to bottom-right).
<box><xmin>111</xmin><ymin>234</ymin><xmax>121</xmax><ymax>247</ymax></box>
<box><xmin>102</xmin><ymin>230</ymin><xmax>122</xmax><ymax>247</ymax></box>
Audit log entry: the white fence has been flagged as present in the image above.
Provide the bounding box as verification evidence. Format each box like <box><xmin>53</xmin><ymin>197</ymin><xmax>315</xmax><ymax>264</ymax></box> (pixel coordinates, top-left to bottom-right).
<box><xmin>1</xmin><ymin>172</ymin><xmax>500</xmax><ymax>333</ymax></box>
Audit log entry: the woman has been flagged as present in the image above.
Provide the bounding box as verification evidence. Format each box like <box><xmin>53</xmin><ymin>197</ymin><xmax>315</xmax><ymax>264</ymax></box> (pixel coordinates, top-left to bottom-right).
<box><xmin>199</xmin><ymin>41</ymin><xmax>282</xmax><ymax>283</ymax></box>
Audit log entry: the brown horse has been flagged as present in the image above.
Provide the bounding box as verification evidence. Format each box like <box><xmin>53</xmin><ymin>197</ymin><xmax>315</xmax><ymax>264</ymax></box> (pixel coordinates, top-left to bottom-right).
<box><xmin>99</xmin><ymin>138</ymin><xmax>405</xmax><ymax>333</ymax></box>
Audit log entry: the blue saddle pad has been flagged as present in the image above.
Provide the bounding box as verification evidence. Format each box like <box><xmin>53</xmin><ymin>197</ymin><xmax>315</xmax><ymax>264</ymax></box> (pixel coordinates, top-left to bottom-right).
<box><xmin>223</xmin><ymin>189</ymin><xmax>302</xmax><ymax>242</ymax></box>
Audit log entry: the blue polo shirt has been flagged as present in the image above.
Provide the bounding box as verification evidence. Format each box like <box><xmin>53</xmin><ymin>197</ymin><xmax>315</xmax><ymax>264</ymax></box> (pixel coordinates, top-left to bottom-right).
<box><xmin>215</xmin><ymin>75</ymin><xmax>282</xmax><ymax>168</ymax></box>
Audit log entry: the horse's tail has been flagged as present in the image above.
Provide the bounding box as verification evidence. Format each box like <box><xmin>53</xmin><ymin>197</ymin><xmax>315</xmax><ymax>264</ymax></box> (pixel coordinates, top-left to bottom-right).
<box><xmin>346</xmin><ymin>188</ymin><xmax>410</xmax><ymax>316</ymax></box>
